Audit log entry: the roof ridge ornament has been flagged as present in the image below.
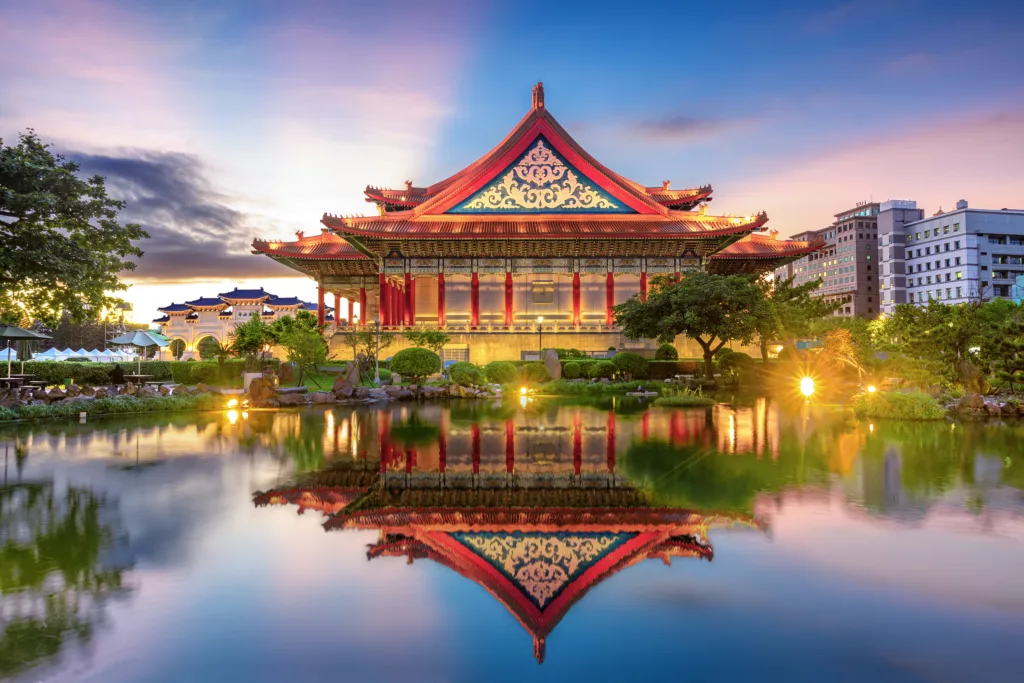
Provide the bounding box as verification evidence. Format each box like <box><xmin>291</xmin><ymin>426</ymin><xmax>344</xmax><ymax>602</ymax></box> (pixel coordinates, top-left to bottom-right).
<box><xmin>532</xmin><ymin>82</ymin><xmax>545</xmax><ymax>110</ymax></box>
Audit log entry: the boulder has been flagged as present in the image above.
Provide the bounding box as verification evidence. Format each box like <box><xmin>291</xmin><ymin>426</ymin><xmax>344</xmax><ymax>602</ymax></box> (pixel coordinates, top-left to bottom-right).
<box><xmin>277</xmin><ymin>393</ymin><xmax>308</xmax><ymax>407</ymax></box>
<box><xmin>354</xmin><ymin>386</ymin><xmax>371</xmax><ymax>399</ymax></box>
<box><xmin>1000</xmin><ymin>402</ymin><xmax>1018</xmax><ymax>416</ymax></box>
<box><xmin>277</xmin><ymin>362</ymin><xmax>295</xmax><ymax>385</ymax></box>
<box><xmin>137</xmin><ymin>386</ymin><xmax>157</xmax><ymax>398</ymax></box>
<box><xmin>248</xmin><ymin>377</ymin><xmax>276</xmax><ymax>403</ymax></box>
<box><xmin>543</xmin><ymin>348</ymin><xmax>562</xmax><ymax>381</ymax></box>
<box><xmin>196</xmin><ymin>382</ymin><xmax>210</xmax><ymax>393</ymax></box>
<box><xmin>384</xmin><ymin>386</ymin><xmax>414</xmax><ymax>400</ymax></box>
<box><xmin>308</xmin><ymin>391</ymin><xmax>336</xmax><ymax>404</ymax></box>
<box><xmin>959</xmin><ymin>393</ymin><xmax>986</xmax><ymax>412</ymax></box>
<box><xmin>82</xmin><ymin>385</ymin><xmax>96</xmax><ymax>397</ymax></box>
<box><xmin>367</xmin><ymin>387</ymin><xmax>390</xmax><ymax>401</ymax></box>
<box><xmin>346</xmin><ymin>360</ymin><xmax>361</xmax><ymax>385</ymax></box>
<box><xmin>419</xmin><ymin>385</ymin><xmax>446</xmax><ymax>399</ymax></box>
<box><xmin>332</xmin><ymin>375</ymin><xmax>355</xmax><ymax>398</ymax></box>
<box><xmin>65</xmin><ymin>384</ymin><xmax>82</xmax><ymax>398</ymax></box>
<box><xmin>125</xmin><ymin>382</ymin><xmax>137</xmax><ymax>396</ymax></box>
<box><xmin>32</xmin><ymin>388</ymin><xmax>47</xmax><ymax>401</ymax></box>
<box><xmin>158</xmin><ymin>384</ymin><xmax>171</xmax><ymax>396</ymax></box>
<box><xmin>47</xmin><ymin>387</ymin><xmax>67</xmax><ymax>401</ymax></box>
<box><xmin>94</xmin><ymin>387</ymin><xmax>108</xmax><ymax>399</ymax></box>
<box><xmin>391</xmin><ymin>373</ymin><xmax>402</xmax><ymax>385</ymax></box>
<box><xmin>983</xmin><ymin>401</ymin><xmax>1001</xmax><ymax>417</ymax></box>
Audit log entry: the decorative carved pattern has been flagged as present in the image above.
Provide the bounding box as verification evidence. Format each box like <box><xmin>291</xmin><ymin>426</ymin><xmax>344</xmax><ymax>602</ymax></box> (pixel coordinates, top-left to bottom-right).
<box><xmin>383</xmin><ymin>258</ymin><xmax>405</xmax><ymax>275</ymax></box>
<box><xmin>512</xmin><ymin>257</ymin><xmax>572</xmax><ymax>274</ymax></box>
<box><xmin>646</xmin><ymin>257</ymin><xmax>676</xmax><ymax>274</ymax></box>
<box><xmin>442</xmin><ymin>258</ymin><xmax>473</xmax><ymax>275</ymax></box>
<box><xmin>613</xmin><ymin>258</ymin><xmax>641</xmax><ymax>274</ymax></box>
<box><xmin>451</xmin><ymin>139</ymin><xmax>628</xmax><ymax>213</ymax></box>
<box><xmin>452</xmin><ymin>532</ymin><xmax>635</xmax><ymax>609</ymax></box>
<box><xmin>476</xmin><ymin>258</ymin><xmax>506</xmax><ymax>274</ymax></box>
<box><xmin>409</xmin><ymin>258</ymin><xmax>439</xmax><ymax>274</ymax></box>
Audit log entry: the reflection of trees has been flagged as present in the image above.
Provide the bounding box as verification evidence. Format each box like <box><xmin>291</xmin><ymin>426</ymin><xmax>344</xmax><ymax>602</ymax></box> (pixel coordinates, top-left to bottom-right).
<box><xmin>0</xmin><ymin>483</ymin><xmax>128</xmax><ymax>679</ymax></box>
<box><xmin>390</xmin><ymin>415</ymin><xmax>440</xmax><ymax>447</ymax></box>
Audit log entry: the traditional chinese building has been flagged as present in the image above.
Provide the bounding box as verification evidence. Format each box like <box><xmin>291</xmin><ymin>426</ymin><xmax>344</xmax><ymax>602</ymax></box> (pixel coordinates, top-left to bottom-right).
<box><xmin>152</xmin><ymin>287</ymin><xmax>333</xmax><ymax>359</ymax></box>
<box><xmin>253</xmin><ymin>84</ymin><xmax>818</xmax><ymax>363</ymax></box>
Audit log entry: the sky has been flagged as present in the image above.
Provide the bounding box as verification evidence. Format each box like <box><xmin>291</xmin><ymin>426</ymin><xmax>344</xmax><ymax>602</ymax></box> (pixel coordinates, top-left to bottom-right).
<box><xmin>2</xmin><ymin>0</ymin><xmax>1023</xmax><ymax>324</ymax></box>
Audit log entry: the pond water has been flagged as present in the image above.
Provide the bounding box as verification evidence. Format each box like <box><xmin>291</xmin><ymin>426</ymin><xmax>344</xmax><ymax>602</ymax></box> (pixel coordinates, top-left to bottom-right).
<box><xmin>2</xmin><ymin>396</ymin><xmax>1023</xmax><ymax>682</ymax></box>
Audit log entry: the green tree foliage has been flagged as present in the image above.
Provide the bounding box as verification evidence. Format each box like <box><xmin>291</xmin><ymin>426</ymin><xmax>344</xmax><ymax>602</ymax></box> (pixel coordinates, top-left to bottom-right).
<box><xmin>518</xmin><ymin>362</ymin><xmax>551</xmax><ymax>384</ymax></box>
<box><xmin>562</xmin><ymin>361</ymin><xmax>582</xmax><ymax>379</ymax></box>
<box><xmin>654</xmin><ymin>343</ymin><xmax>678</xmax><ymax>360</ymax></box>
<box><xmin>587</xmin><ymin>360</ymin><xmax>617</xmax><ymax>379</ymax></box>
<box><xmin>169</xmin><ymin>339</ymin><xmax>185</xmax><ymax>360</ymax></box>
<box><xmin>755</xmin><ymin>276</ymin><xmax>839</xmax><ymax>362</ymax></box>
<box><xmin>403</xmin><ymin>329</ymin><xmax>451</xmax><ymax>355</ymax></box>
<box><xmin>271</xmin><ymin>311</ymin><xmax>328</xmax><ymax>387</ymax></box>
<box><xmin>987</xmin><ymin>319</ymin><xmax>1024</xmax><ymax>392</ymax></box>
<box><xmin>0</xmin><ymin>131</ymin><xmax>148</xmax><ymax>325</ymax></box>
<box><xmin>612</xmin><ymin>352</ymin><xmax>648</xmax><ymax>379</ymax></box>
<box><xmin>483</xmin><ymin>360</ymin><xmax>517</xmax><ymax>384</ymax></box>
<box><xmin>229</xmin><ymin>316</ymin><xmax>276</xmax><ymax>372</ymax></box>
<box><xmin>449</xmin><ymin>361</ymin><xmax>484</xmax><ymax>386</ymax></box>
<box><xmin>390</xmin><ymin>347</ymin><xmax>441</xmax><ymax>383</ymax></box>
<box><xmin>336</xmin><ymin>329</ymin><xmax>395</xmax><ymax>368</ymax></box>
<box><xmin>614</xmin><ymin>272</ymin><xmax>764</xmax><ymax>379</ymax></box>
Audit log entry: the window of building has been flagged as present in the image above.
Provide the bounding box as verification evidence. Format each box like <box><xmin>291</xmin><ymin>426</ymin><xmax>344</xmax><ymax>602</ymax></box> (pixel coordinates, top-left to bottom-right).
<box><xmin>989</xmin><ymin>236</ymin><xmax>1007</xmax><ymax>245</ymax></box>
<box><xmin>945</xmin><ymin>273</ymin><xmax>951</xmax><ymax>282</ymax></box>
<box><xmin>955</xmin><ymin>257</ymin><xmax>962</xmax><ymax>266</ymax></box>
<box><xmin>531</xmin><ymin>280</ymin><xmax>555</xmax><ymax>304</ymax></box>
<box><xmin>915</xmin><ymin>232</ymin><xmax>921</xmax><ymax>240</ymax></box>
<box><xmin>956</xmin><ymin>272</ymin><xmax>963</xmax><ymax>279</ymax></box>
<box><xmin>956</xmin><ymin>287</ymin><xmax>962</xmax><ymax>298</ymax></box>
<box><xmin>925</xmin><ymin>229</ymin><xmax>931</xmax><ymax>238</ymax></box>
<box><xmin>943</xmin><ymin>226</ymin><xmax>949</xmax><ymax>234</ymax></box>
<box><xmin>909</xmin><ymin>293</ymin><xmax>915</xmax><ymax>303</ymax></box>
<box><xmin>953</xmin><ymin>223</ymin><xmax>960</xmax><ymax>232</ymax></box>
<box><xmin>954</xmin><ymin>241</ymin><xmax>961</xmax><ymax>249</ymax></box>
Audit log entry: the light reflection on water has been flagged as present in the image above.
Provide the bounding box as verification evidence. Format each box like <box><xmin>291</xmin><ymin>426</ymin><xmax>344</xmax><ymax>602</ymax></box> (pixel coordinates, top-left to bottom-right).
<box><xmin>1</xmin><ymin>397</ymin><xmax>1023</xmax><ymax>683</ymax></box>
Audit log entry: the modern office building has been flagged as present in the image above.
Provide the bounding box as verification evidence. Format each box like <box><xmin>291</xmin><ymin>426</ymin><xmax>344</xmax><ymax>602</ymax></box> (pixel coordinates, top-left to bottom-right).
<box><xmin>879</xmin><ymin>199</ymin><xmax>1024</xmax><ymax>314</ymax></box>
<box><xmin>774</xmin><ymin>202</ymin><xmax>881</xmax><ymax>317</ymax></box>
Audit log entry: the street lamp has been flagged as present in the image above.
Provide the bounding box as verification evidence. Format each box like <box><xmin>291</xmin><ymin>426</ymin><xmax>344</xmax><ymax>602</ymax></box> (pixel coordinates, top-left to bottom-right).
<box><xmin>537</xmin><ymin>316</ymin><xmax>544</xmax><ymax>357</ymax></box>
<box><xmin>373</xmin><ymin>314</ymin><xmax>381</xmax><ymax>385</ymax></box>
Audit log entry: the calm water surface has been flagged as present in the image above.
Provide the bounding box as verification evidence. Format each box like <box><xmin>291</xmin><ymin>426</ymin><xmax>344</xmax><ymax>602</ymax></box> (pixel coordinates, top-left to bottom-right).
<box><xmin>2</xmin><ymin>397</ymin><xmax>1023</xmax><ymax>683</ymax></box>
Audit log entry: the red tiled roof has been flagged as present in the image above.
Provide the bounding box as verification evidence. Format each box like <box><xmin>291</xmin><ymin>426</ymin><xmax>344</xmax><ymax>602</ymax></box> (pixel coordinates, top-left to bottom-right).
<box><xmin>364</xmin><ymin>186</ymin><xmax>430</xmax><ymax>207</ymax></box>
<box><xmin>252</xmin><ymin>231</ymin><xmax>367</xmax><ymax>260</ymax></box>
<box><xmin>645</xmin><ymin>185</ymin><xmax>714</xmax><ymax>206</ymax></box>
<box><xmin>710</xmin><ymin>232</ymin><xmax>822</xmax><ymax>260</ymax></box>
<box><xmin>322</xmin><ymin>212</ymin><xmax>768</xmax><ymax>239</ymax></box>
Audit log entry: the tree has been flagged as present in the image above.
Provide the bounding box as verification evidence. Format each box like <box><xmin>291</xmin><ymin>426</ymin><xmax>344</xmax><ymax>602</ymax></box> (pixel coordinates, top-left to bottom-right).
<box><xmin>390</xmin><ymin>347</ymin><xmax>441</xmax><ymax>383</ymax></box>
<box><xmin>229</xmin><ymin>316</ymin><xmax>275</xmax><ymax>372</ymax></box>
<box><xmin>0</xmin><ymin>131</ymin><xmax>148</xmax><ymax>325</ymax></box>
<box><xmin>754</xmin><ymin>276</ymin><xmax>839</xmax><ymax>363</ymax></box>
<box><xmin>335</xmin><ymin>329</ymin><xmax>395</xmax><ymax>379</ymax></box>
<box><xmin>404</xmin><ymin>329</ymin><xmax>451</xmax><ymax>356</ymax></box>
<box><xmin>986</xmin><ymin>319</ymin><xmax>1024</xmax><ymax>393</ymax></box>
<box><xmin>169</xmin><ymin>339</ymin><xmax>185</xmax><ymax>360</ymax></box>
<box><xmin>820</xmin><ymin>327</ymin><xmax>864</xmax><ymax>379</ymax></box>
<box><xmin>277</xmin><ymin>324</ymin><xmax>329</xmax><ymax>388</ymax></box>
<box><xmin>614</xmin><ymin>272</ymin><xmax>764</xmax><ymax>379</ymax></box>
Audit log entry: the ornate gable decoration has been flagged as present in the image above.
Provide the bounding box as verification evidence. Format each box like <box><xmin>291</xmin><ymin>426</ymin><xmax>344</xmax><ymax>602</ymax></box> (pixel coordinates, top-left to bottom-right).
<box><xmin>449</xmin><ymin>137</ymin><xmax>634</xmax><ymax>214</ymax></box>
<box><xmin>451</xmin><ymin>531</ymin><xmax>636</xmax><ymax>609</ymax></box>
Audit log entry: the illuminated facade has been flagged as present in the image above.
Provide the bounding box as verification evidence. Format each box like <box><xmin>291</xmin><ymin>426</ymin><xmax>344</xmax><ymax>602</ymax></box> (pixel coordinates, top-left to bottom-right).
<box><xmin>254</xmin><ymin>84</ymin><xmax>818</xmax><ymax>362</ymax></box>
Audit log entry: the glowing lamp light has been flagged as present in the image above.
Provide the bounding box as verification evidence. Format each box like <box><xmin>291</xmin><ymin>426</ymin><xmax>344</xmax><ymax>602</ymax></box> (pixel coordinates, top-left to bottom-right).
<box><xmin>799</xmin><ymin>376</ymin><xmax>815</xmax><ymax>398</ymax></box>
<box><xmin>226</xmin><ymin>398</ymin><xmax>239</xmax><ymax>408</ymax></box>
<box><xmin>226</xmin><ymin>409</ymin><xmax>239</xmax><ymax>425</ymax></box>
<box><xmin>520</xmin><ymin>387</ymin><xmax>528</xmax><ymax>396</ymax></box>
<box><xmin>866</xmin><ymin>384</ymin><xmax>877</xmax><ymax>393</ymax></box>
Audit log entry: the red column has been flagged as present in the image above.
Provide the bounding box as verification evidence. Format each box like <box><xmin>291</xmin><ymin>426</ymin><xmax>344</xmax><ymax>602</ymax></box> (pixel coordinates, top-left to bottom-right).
<box><xmin>640</xmin><ymin>271</ymin><xmax>648</xmax><ymax>302</ymax></box>
<box><xmin>396</xmin><ymin>285</ymin><xmax>404</xmax><ymax>328</ymax></box>
<box><xmin>470</xmin><ymin>272</ymin><xmax>480</xmax><ymax>328</ymax></box>
<box><xmin>606</xmin><ymin>411</ymin><xmax>616</xmax><ymax>473</ymax></box>
<box><xmin>504</xmin><ymin>272</ymin><xmax>513</xmax><ymax>327</ymax></box>
<box><xmin>404</xmin><ymin>272</ymin><xmax>413</xmax><ymax>326</ymax></box>
<box><xmin>572</xmin><ymin>272</ymin><xmax>581</xmax><ymax>327</ymax></box>
<box><xmin>379</xmin><ymin>410</ymin><xmax>391</xmax><ymax>473</ymax></box>
<box><xmin>391</xmin><ymin>284</ymin><xmax>399</xmax><ymax>327</ymax></box>
<box><xmin>334</xmin><ymin>292</ymin><xmax>341</xmax><ymax>329</ymax></box>
<box><xmin>378</xmin><ymin>274</ymin><xmax>388</xmax><ymax>326</ymax></box>
<box><xmin>606</xmin><ymin>272</ymin><xmax>615</xmax><ymax>326</ymax></box>
<box><xmin>439</xmin><ymin>430</ymin><xmax>447</xmax><ymax>474</ymax></box>
<box><xmin>471</xmin><ymin>423</ymin><xmax>481</xmax><ymax>475</ymax></box>
<box><xmin>641</xmin><ymin>412</ymin><xmax>650</xmax><ymax>441</ymax></box>
<box><xmin>437</xmin><ymin>273</ymin><xmax>446</xmax><ymax>327</ymax></box>
<box><xmin>675</xmin><ymin>271</ymin><xmax>681</xmax><ymax>283</ymax></box>
<box><xmin>505</xmin><ymin>419</ymin><xmax>515</xmax><ymax>474</ymax></box>
<box><xmin>409</xmin><ymin>277</ymin><xmax>416</xmax><ymax>326</ymax></box>
<box><xmin>573</xmin><ymin>412</ymin><xmax>582</xmax><ymax>477</ymax></box>
<box><xmin>317</xmin><ymin>286</ymin><xmax>325</xmax><ymax>326</ymax></box>
<box><xmin>359</xmin><ymin>287</ymin><xmax>366</xmax><ymax>326</ymax></box>
<box><xmin>347</xmin><ymin>298</ymin><xmax>354</xmax><ymax>327</ymax></box>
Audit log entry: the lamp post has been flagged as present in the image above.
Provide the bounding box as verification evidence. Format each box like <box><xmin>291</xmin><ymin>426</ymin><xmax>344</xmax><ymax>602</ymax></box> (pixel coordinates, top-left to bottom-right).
<box><xmin>537</xmin><ymin>316</ymin><xmax>543</xmax><ymax>357</ymax></box>
<box><xmin>373</xmin><ymin>314</ymin><xmax>381</xmax><ymax>385</ymax></box>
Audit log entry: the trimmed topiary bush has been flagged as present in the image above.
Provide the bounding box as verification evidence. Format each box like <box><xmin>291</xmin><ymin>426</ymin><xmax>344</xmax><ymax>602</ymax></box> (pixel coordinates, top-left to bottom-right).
<box><xmin>391</xmin><ymin>347</ymin><xmax>441</xmax><ymax>383</ymax></box>
<box><xmin>484</xmin><ymin>360</ymin><xmax>517</xmax><ymax>385</ymax></box>
<box><xmin>587</xmin><ymin>360</ymin><xmax>617</xmax><ymax>379</ymax></box>
<box><xmin>655</xmin><ymin>343</ymin><xmax>679</xmax><ymax>360</ymax></box>
<box><xmin>852</xmin><ymin>390</ymin><xmax>946</xmax><ymax>420</ymax></box>
<box><xmin>449</xmin><ymin>361</ymin><xmax>485</xmax><ymax>386</ymax></box>
<box><xmin>612</xmin><ymin>352</ymin><xmax>648</xmax><ymax>379</ymax></box>
<box><xmin>518</xmin><ymin>362</ymin><xmax>551</xmax><ymax>384</ymax></box>
<box><xmin>562</xmin><ymin>361</ymin><xmax>581</xmax><ymax>379</ymax></box>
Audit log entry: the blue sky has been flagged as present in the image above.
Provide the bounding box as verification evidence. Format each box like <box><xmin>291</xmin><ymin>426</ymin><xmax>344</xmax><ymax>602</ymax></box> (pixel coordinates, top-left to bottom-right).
<box><xmin>2</xmin><ymin>0</ymin><xmax>1022</xmax><ymax>321</ymax></box>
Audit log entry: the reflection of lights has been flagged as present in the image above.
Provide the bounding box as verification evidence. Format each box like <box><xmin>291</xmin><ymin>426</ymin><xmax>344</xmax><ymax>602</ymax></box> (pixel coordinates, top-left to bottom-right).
<box><xmin>869</xmin><ymin>423</ymin><xmax>874</xmax><ymax>433</ymax></box>
<box><xmin>866</xmin><ymin>385</ymin><xmax>877</xmax><ymax>393</ymax></box>
<box><xmin>519</xmin><ymin>395</ymin><xmax>528</xmax><ymax>408</ymax></box>
<box><xmin>241</xmin><ymin>411</ymin><xmax>249</xmax><ymax>420</ymax></box>
<box><xmin>799</xmin><ymin>376</ymin><xmax>815</xmax><ymax>398</ymax></box>
<box><xmin>226</xmin><ymin>409</ymin><xmax>239</xmax><ymax>425</ymax></box>
<box><xmin>227</xmin><ymin>398</ymin><xmax>239</xmax><ymax>408</ymax></box>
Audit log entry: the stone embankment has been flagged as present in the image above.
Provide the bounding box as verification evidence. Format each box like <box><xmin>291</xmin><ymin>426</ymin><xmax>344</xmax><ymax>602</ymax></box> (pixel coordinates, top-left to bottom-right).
<box><xmin>246</xmin><ymin>375</ymin><xmax>501</xmax><ymax>408</ymax></box>
<box><xmin>0</xmin><ymin>380</ymin><xmax>197</xmax><ymax>408</ymax></box>
<box><xmin>949</xmin><ymin>393</ymin><xmax>1024</xmax><ymax>419</ymax></box>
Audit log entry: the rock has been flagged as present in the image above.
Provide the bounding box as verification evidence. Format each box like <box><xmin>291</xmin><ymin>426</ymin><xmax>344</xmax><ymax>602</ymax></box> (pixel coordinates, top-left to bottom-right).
<box><xmin>391</xmin><ymin>373</ymin><xmax>402</xmax><ymax>385</ymax></box>
<box><xmin>332</xmin><ymin>376</ymin><xmax>355</xmax><ymax>398</ymax></box>
<box><xmin>983</xmin><ymin>401</ymin><xmax>1001</xmax><ymax>416</ymax></box>
<box><xmin>419</xmin><ymin>385</ymin><xmax>446</xmax><ymax>399</ymax></box>
<box><xmin>248</xmin><ymin>377</ymin><xmax>276</xmax><ymax>403</ymax></box>
<box><xmin>47</xmin><ymin>387</ymin><xmax>66</xmax><ymax>401</ymax></box>
<box><xmin>543</xmin><ymin>348</ymin><xmax>562</xmax><ymax>381</ymax></box>
<box><xmin>32</xmin><ymin>388</ymin><xmax>47</xmax><ymax>401</ymax></box>
<box><xmin>137</xmin><ymin>386</ymin><xmax>157</xmax><ymax>397</ymax></box>
<box><xmin>345</xmin><ymin>360</ymin><xmax>360</xmax><ymax>385</ymax></box>
<box><xmin>82</xmin><ymin>385</ymin><xmax>96</xmax><ymax>397</ymax></box>
<box><xmin>367</xmin><ymin>387</ymin><xmax>390</xmax><ymax>401</ymax></box>
<box><xmin>385</xmin><ymin>386</ymin><xmax>414</xmax><ymax>400</ymax></box>
<box><xmin>125</xmin><ymin>382</ymin><xmax>137</xmax><ymax>396</ymax></box>
<box><xmin>308</xmin><ymin>391</ymin><xmax>336</xmax><ymax>404</ymax></box>
<box><xmin>277</xmin><ymin>362</ymin><xmax>295</xmax><ymax>385</ymax></box>
<box><xmin>277</xmin><ymin>393</ymin><xmax>308</xmax><ymax>406</ymax></box>
<box><xmin>65</xmin><ymin>384</ymin><xmax>82</xmax><ymax>398</ymax></box>
<box><xmin>1000</xmin><ymin>402</ymin><xmax>1018</xmax><ymax>416</ymax></box>
<box><xmin>158</xmin><ymin>384</ymin><xmax>171</xmax><ymax>395</ymax></box>
<box><xmin>94</xmin><ymin>387</ymin><xmax>108</xmax><ymax>399</ymax></box>
<box><xmin>960</xmin><ymin>393</ymin><xmax>985</xmax><ymax>412</ymax></box>
<box><xmin>354</xmin><ymin>386</ymin><xmax>371</xmax><ymax>399</ymax></box>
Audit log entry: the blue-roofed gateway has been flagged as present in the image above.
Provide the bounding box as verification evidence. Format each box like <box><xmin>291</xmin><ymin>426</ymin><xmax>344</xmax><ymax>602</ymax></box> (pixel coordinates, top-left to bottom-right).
<box><xmin>251</xmin><ymin>84</ymin><xmax>821</xmax><ymax>363</ymax></box>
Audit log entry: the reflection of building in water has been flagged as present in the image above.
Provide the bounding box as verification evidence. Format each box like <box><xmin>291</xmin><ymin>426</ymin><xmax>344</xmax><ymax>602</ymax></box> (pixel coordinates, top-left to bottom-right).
<box><xmin>853</xmin><ymin>447</ymin><xmax>929</xmax><ymax>522</ymax></box>
<box><xmin>255</xmin><ymin>421</ymin><xmax>760</xmax><ymax>663</ymax></box>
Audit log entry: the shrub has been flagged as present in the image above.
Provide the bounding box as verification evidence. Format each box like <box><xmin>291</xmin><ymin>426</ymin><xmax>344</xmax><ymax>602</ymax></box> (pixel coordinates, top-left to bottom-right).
<box><xmin>391</xmin><ymin>347</ymin><xmax>441</xmax><ymax>383</ymax></box>
<box><xmin>449</xmin><ymin>362</ymin><xmax>485</xmax><ymax>386</ymax></box>
<box><xmin>553</xmin><ymin>348</ymin><xmax>587</xmax><ymax>359</ymax></box>
<box><xmin>518</xmin><ymin>362</ymin><xmax>551</xmax><ymax>384</ymax></box>
<box><xmin>716</xmin><ymin>349</ymin><xmax>755</xmax><ymax>374</ymax></box>
<box><xmin>562</xmin><ymin>361</ymin><xmax>581</xmax><ymax>379</ymax></box>
<box><xmin>612</xmin><ymin>352</ymin><xmax>648</xmax><ymax>379</ymax></box>
<box><xmin>189</xmin><ymin>362</ymin><xmax>220</xmax><ymax>384</ymax></box>
<box><xmin>170</xmin><ymin>363</ymin><xmax>193</xmax><ymax>384</ymax></box>
<box><xmin>3</xmin><ymin>393</ymin><xmax>222</xmax><ymax>422</ymax></box>
<box><xmin>587</xmin><ymin>360</ymin><xmax>617</xmax><ymax>379</ymax></box>
<box><xmin>655</xmin><ymin>343</ymin><xmax>679</xmax><ymax>360</ymax></box>
<box><xmin>539</xmin><ymin>380</ymin><xmax>666</xmax><ymax>396</ymax></box>
<box><xmin>484</xmin><ymin>360</ymin><xmax>517</xmax><ymax>385</ymax></box>
<box><xmin>653</xmin><ymin>387</ymin><xmax>714</xmax><ymax>407</ymax></box>
<box><xmin>647</xmin><ymin>361</ymin><xmax>683</xmax><ymax>380</ymax></box>
<box><xmin>852</xmin><ymin>390</ymin><xmax>946</xmax><ymax>421</ymax></box>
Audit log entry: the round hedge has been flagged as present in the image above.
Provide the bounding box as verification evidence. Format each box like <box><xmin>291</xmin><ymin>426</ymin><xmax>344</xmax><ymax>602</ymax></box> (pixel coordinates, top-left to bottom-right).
<box><xmin>484</xmin><ymin>360</ymin><xmax>516</xmax><ymax>385</ymax></box>
<box><xmin>391</xmin><ymin>347</ymin><xmax>441</xmax><ymax>382</ymax></box>
<box><xmin>518</xmin><ymin>362</ymin><xmax>551</xmax><ymax>384</ymax></box>
<box><xmin>587</xmin><ymin>360</ymin><xmax>617</xmax><ymax>379</ymax></box>
<box><xmin>612</xmin><ymin>352</ymin><xmax>648</xmax><ymax>379</ymax></box>
<box><xmin>562</xmin><ymin>361</ymin><xmax>581</xmax><ymax>379</ymax></box>
<box><xmin>655</xmin><ymin>343</ymin><xmax>679</xmax><ymax>360</ymax></box>
<box><xmin>449</xmin><ymin>361</ymin><xmax>485</xmax><ymax>386</ymax></box>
